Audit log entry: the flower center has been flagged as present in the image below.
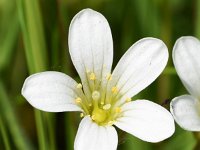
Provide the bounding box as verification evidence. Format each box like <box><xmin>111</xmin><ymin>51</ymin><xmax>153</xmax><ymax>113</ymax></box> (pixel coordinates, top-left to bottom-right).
<box><xmin>74</xmin><ymin>71</ymin><xmax>131</xmax><ymax>126</ymax></box>
<box><xmin>92</xmin><ymin>107</ymin><xmax>107</xmax><ymax>123</ymax></box>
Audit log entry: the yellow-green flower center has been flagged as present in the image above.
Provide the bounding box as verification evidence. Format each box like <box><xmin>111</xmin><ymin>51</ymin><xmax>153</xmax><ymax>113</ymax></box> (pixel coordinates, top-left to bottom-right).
<box><xmin>74</xmin><ymin>71</ymin><xmax>131</xmax><ymax>126</ymax></box>
<box><xmin>92</xmin><ymin>107</ymin><xmax>107</xmax><ymax>123</ymax></box>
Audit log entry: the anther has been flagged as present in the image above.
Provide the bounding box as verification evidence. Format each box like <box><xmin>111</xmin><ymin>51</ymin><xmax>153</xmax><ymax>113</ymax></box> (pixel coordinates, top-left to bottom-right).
<box><xmin>89</xmin><ymin>72</ymin><xmax>96</xmax><ymax>80</ymax></box>
<box><xmin>103</xmin><ymin>104</ymin><xmax>111</xmax><ymax>110</ymax></box>
<box><xmin>115</xmin><ymin>107</ymin><xmax>121</xmax><ymax>113</ymax></box>
<box><xmin>100</xmin><ymin>101</ymin><xmax>104</xmax><ymax>105</ymax></box>
<box><xmin>112</xmin><ymin>86</ymin><xmax>119</xmax><ymax>94</ymax></box>
<box><xmin>80</xmin><ymin>113</ymin><xmax>84</xmax><ymax>118</ymax></box>
<box><xmin>76</xmin><ymin>83</ymin><xmax>82</xmax><ymax>89</ymax></box>
<box><xmin>107</xmin><ymin>120</ymin><xmax>115</xmax><ymax>126</ymax></box>
<box><xmin>106</xmin><ymin>73</ymin><xmax>112</xmax><ymax>81</ymax></box>
<box><xmin>92</xmin><ymin>91</ymin><xmax>100</xmax><ymax>101</ymax></box>
<box><xmin>91</xmin><ymin>115</ymin><xmax>96</xmax><ymax>120</ymax></box>
<box><xmin>75</xmin><ymin>97</ymin><xmax>82</xmax><ymax>103</ymax></box>
<box><xmin>125</xmin><ymin>97</ymin><xmax>131</xmax><ymax>103</ymax></box>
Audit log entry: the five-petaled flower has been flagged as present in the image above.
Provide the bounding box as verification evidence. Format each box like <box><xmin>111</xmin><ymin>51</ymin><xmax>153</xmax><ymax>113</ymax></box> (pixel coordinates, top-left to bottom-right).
<box><xmin>170</xmin><ymin>36</ymin><xmax>200</xmax><ymax>131</ymax></box>
<box><xmin>22</xmin><ymin>9</ymin><xmax>175</xmax><ymax>150</ymax></box>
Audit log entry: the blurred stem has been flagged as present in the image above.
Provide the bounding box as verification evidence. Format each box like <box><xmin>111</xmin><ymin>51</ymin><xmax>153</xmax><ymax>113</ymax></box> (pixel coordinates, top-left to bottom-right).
<box><xmin>0</xmin><ymin>116</ymin><xmax>11</xmax><ymax>150</ymax></box>
<box><xmin>65</xmin><ymin>113</ymin><xmax>76</xmax><ymax>150</ymax></box>
<box><xmin>195</xmin><ymin>0</ymin><xmax>200</xmax><ymax>38</ymax></box>
<box><xmin>0</xmin><ymin>13</ymin><xmax>19</xmax><ymax>73</ymax></box>
<box><xmin>46</xmin><ymin>114</ymin><xmax>56</xmax><ymax>150</ymax></box>
<box><xmin>157</xmin><ymin>0</ymin><xmax>172</xmax><ymax>102</ymax></box>
<box><xmin>0</xmin><ymin>81</ymin><xmax>33</xmax><ymax>150</ymax></box>
<box><xmin>17</xmin><ymin>0</ymin><xmax>56</xmax><ymax>149</ymax></box>
<box><xmin>194</xmin><ymin>133</ymin><xmax>200</xmax><ymax>150</ymax></box>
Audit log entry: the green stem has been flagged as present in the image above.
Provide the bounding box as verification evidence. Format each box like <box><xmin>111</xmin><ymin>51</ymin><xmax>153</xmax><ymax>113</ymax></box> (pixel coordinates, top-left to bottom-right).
<box><xmin>0</xmin><ymin>116</ymin><xmax>11</xmax><ymax>150</ymax></box>
<box><xmin>65</xmin><ymin>113</ymin><xmax>75</xmax><ymax>150</ymax></box>
<box><xmin>17</xmin><ymin>0</ymin><xmax>54</xmax><ymax>149</ymax></box>
<box><xmin>195</xmin><ymin>0</ymin><xmax>200</xmax><ymax>38</ymax></box>
<box><xmin>0</xmin><ymin>81</ymin><xmax>33</xmax><ymax>150</ymax></box>
<box><xmin>46</xmin><ymin>113</ymin><xmax>56</xmax><ymax>150</ymax></box>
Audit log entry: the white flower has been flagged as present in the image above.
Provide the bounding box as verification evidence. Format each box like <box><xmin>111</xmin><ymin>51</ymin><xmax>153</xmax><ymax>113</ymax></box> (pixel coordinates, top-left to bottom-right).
<box><xmin>170</xmin><ymin>36</ymin><xmax>200</xmax><ymax>131</ymax></box>
<box><xmin>22</xmin><ymin>9</ymin><xmax>174</xmax><ymax>150</ymax></box>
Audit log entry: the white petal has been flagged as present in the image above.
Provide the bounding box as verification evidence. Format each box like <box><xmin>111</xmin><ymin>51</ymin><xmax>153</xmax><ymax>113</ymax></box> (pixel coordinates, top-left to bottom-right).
<box><xmin>74</xmin><ymin>116</ymin><xmax>118</xmax><ymax>150</ymax></box>
<box><xmin>114</xmin><ymin>100</ymin><xmax>175</xmax><ymax>143</ymax></box>
<box><xmin>69</xmin><ymin>9</ymin><xmax>113</xmax><ymax>97</ymax></box>
<box><xmin>173</xmin><ymin>36</ymin><xmax>200</xmax><ymax>97</ymax></box>
<box><xmin>108</xmin><ymin>38</ymin><xmax>168</xmax><ymax>104</ymax></box>
<box><xmin>170</xmin><ymin>95</ymin><xmax>200</xmax><ymax>131</ymax></box>
<box><xmin>22</xmin><ymin>71</ymin><xmax>82</xmax><ymax>112</ymax></box>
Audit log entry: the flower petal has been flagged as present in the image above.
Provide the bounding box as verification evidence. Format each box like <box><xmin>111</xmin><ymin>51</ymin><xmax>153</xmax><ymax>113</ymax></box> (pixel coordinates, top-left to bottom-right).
<box><xmin>173</xmin><ymin>36</ymin><xmax>200</xmax><ymax>97</ymax></box>
<box><xmin>108</xmin><ymin>38</ymin><xmax>168</xmax><ymax>104</ymax></box>
<box><xmin>74</xmin><ymin>116</ymin><xmax>118</xmax><ymax>150</ymax></box>
<box><xmin>170</xmin><ymin>95</ymin><xmax>200</xmax><ymax>131</ymax></box>
<box><xmin>114</xmin><ymin>100</ymin><xmax>175</xmax><ymax>143</ymax></box>
<box><xmin>22</xmin><ymin>71</ymin><xmax>82</xmax><ymax>112</ymax></box>
<box><xmin>69</xmin><ymin>9</ymin><xmax>113</xmax><ymax>98</ymax></box>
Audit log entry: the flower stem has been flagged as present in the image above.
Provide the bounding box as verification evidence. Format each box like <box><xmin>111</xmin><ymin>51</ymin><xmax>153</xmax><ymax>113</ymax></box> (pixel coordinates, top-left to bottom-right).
<box><xmin>17</xmin><ymin>0</ymin><xmax>57</xmax><ymax>149</ymax></box>
<box><xmin>0</xmin><ymin>81</ymin><xmax>33</xmax><ymax>150</ymax></box>
<box><xmin>0</xmin><ymin>116</ymin><xmax>11</xmax><ymax>150</ymax></box>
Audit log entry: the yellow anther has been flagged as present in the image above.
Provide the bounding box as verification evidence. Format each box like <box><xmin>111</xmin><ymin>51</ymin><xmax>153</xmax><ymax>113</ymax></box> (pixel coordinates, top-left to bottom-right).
<box><xmin>126</xmin><ymin>97</ymin><xmax>131</xmax><ymax>103</ymax></box>
<box><xmin>89</xmin><ymin>72</ymin><xmax>96</xmax><ymax>80</ymax></box>
<box><xmin>80</xmin><ymin>113</ymin><xmax>84</xmax><ymax>118</ymax></box>
<box><xmin>75</xmin><ymin>97</ymin><xmax>82</xmax><ymax>103</ymax></box>
<box><xmin>91</xmin><ymin>115</ymin><xmax>96</xmax><ymax>120</ymax></box>
<box><xmin>106</xmin><ymin>73</ymin><xmax>112</xmax><ymax>81</ymax></box>
<box><xmin>103</xmin><ymin>104</ymin><xmax>111</xmax><ymax>110</ymax></box>
<box><xmin>107</xmin><ymin>120</ymin><xmax>115</xmax><ymax>126</ymax></box>
<box><xmin>112</xmin><ymin>86</ymin><xmax>119</xmax><ymax>94</ymax></box>
<box><xmin>92</xmin><ymin>91</ymin><xmax>100</xmax><ymax>101</ymax></box>
<box><xmin>89</xmin><ymin>103</ymin><xmax>92</xmax><ymax>107</ymax></box>
<box><xmin>115</xmin><ymin>107</ymin><xmax>121</xmax><ymax>113</ymax></box>
<box><xmin>76</xmin><ymin>83</ymin><xmax>82</xmax><ymax>89</ymax></box>
<box><xmin>100</xmin><ymin>101</ymin><xmax>104</xmax><ymax>105</ymax></box>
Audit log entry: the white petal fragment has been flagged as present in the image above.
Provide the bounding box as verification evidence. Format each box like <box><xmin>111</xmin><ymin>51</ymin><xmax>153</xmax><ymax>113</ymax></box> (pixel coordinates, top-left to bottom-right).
<box><xmin>109</xmin><ymin>38</ymin><xmax>168</xmax><ymax>102</ymax></box>
<box><xmin>115</xmin><ymin>100</ymin><xmax>175</xmax><ymax>143</ymax></box>
<box><xmin>173</xmin><ymin>36</ymin><xmax>200</xmax><ymax>97</ymax></box>
<box><xmin>69</xmin><ymin>8</ymin><xmax>113</xmax><ymax>95</ymax></box>
<box><xmin>74</xmin><ymin>116</ymin><xmax>118</xmax><ymax>150</ymax></box>
<box><xmin>170</xmin><ymin>95</ymin><xmax>200</xmax><ymax>131</ymax></box>
<box><xmin>22</xmin><ymin>71</ymin><xmax>81</xmax><ymax>112</ymax></box>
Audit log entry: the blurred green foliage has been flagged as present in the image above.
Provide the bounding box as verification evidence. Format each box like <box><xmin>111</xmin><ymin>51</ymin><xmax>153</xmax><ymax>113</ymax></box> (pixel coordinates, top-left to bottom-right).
<box><xmin>0</xmin><ymin>0</ymin><xmax>199</xmax><ymax>149</ymax></box>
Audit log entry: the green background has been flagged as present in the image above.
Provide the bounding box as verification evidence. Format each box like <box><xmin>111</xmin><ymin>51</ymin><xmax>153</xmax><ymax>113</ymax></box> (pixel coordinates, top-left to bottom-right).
<box><xmin>0</xmin><ymin>0</ymin><xmax>199</xmax><ymax>149</ymax></box>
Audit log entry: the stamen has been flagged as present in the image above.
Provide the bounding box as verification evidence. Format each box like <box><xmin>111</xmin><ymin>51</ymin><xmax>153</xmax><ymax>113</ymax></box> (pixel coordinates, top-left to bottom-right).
<box><xmin>75</xmin><ymin>97</ymin><xmax>82</xmax><ymax>103</ymax></box>
<box><xmin>107</xmin><ymin>120</ymin><xmax>115</xmax><ymax>126</ymax></box>
<box><xmin>125</xmin><ymin>97</ymin><xmax>131</xmax><ymax>103</ymax></box>
<box><xmin>100</xmin><ymin>101</ymin><xmax>104</xmax><ymax>105</ymax></box>
<box><xmin>80</xmin><ymin>113</ymin><xmax>84</xmax><ymax>118</ymax></box>
<box><xmin>89</xmin><ymin>72</ymin><xmax>96</xmax><ymax>80</ymax></box>
<box><xmin>103</xmin><ymin>104</ymin><xmax>111</xmax><ymax>110</ymax></box>
<box><xmin>106</xmin><ymin>73</ymin><xmax>112</xmax><ymax>81</ymax></box>
<box><xmin>92</xmin><ymin>91</ymin><xmax>100</xmax><ymax>101</ymax></box>
<box><xmin>112</xmin><ymin>86</ymin><xmax>119</xmax><ymax>94</ymax></box>
<box><xmin>76</xmin><ymin>83</ymin><xmax>82</xmax><ymax>89</ymax></box>
<box><xmin>115</xmin><ymin>107</ymin><xmax>121</xmax><ymax>113</ymax></box>
<box><xmin>91</xmin><ymin>115</ymin><xmax>96</xmax><ymax>120</ymax></box>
